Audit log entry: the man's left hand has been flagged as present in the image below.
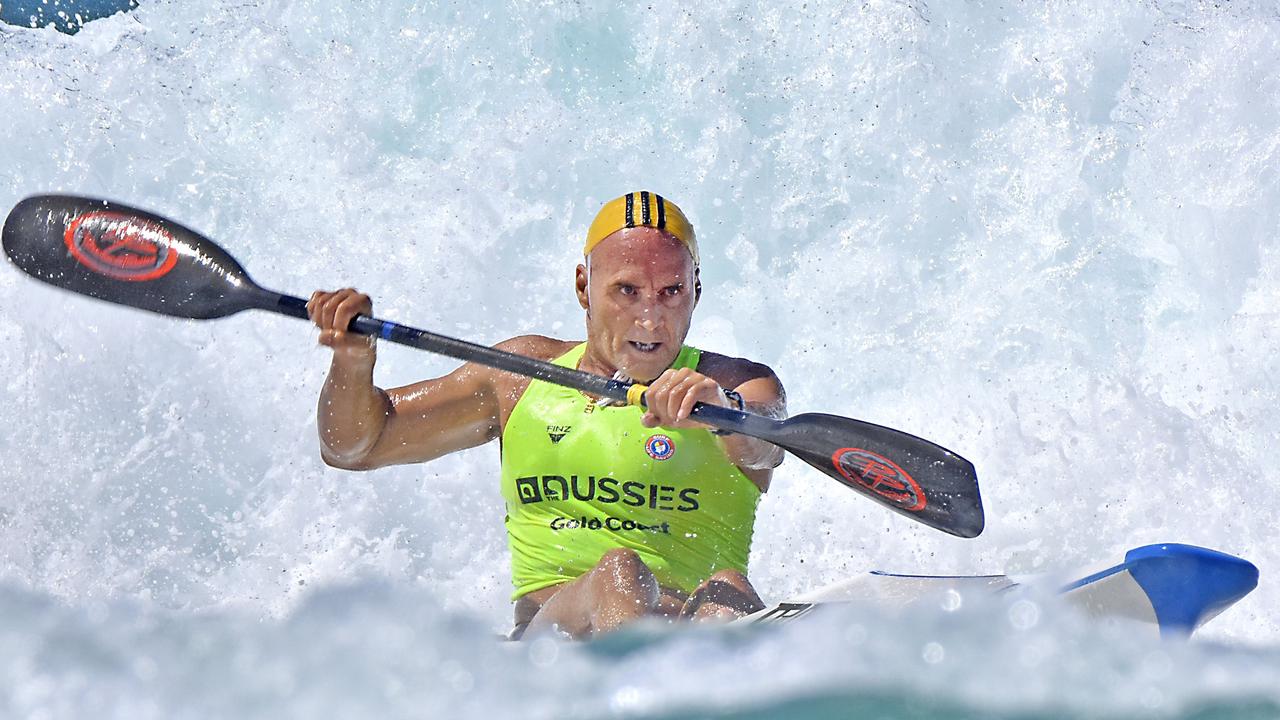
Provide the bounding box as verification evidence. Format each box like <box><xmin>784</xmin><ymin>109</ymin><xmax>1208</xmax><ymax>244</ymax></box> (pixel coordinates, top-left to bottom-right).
<box><xmin>639</xmin><ymin>368</ymin><xmax>729</xmax><ymax>430</ymax></box>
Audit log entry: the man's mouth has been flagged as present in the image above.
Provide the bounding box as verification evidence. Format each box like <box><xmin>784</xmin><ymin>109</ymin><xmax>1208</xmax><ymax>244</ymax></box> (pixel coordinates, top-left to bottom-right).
<box><xmin>628</xmin><ymin>341</ymin><xmax>663</xmax><ymax>353</ymax></box>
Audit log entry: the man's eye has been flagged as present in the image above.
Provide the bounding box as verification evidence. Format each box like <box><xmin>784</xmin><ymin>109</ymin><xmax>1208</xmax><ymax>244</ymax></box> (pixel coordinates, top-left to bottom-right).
<box><xmin>663</xmin><ymin>285</ymin><xmax>683</xmax><ymax>296</ymax></box>
<box><xmin>619</xmin><ymin>285</ymin><xmax>636</xmax><ymax>295</ymax></box>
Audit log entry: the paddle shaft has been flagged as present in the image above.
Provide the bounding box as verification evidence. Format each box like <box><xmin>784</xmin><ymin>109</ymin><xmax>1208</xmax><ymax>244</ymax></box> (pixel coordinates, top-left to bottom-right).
<box><xmin>267</xmin><ymin>293</ymin><xmax>767</xmax><ymax>437</ymax></box>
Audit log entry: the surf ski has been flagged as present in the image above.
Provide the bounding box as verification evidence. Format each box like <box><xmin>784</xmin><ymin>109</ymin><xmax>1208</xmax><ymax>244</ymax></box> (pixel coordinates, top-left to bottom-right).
<box><xmin>740</xmin><ymin>543</ymin><xmax>1257</xmax><ymax>638</ymax></box>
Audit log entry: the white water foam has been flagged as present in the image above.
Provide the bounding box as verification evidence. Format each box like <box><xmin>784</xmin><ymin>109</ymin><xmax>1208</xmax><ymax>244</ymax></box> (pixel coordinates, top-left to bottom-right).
<box><xmin>1</xmin><ymin>0</ymin><xmax>1277</xmax><ymax>716</ymax></box>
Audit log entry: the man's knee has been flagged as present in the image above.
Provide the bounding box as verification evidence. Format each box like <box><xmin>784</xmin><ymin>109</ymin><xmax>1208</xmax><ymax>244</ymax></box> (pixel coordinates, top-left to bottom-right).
<box><xmin>589</xmin><ymin>548</ymin><xmax>659</xmax><ymax>626</ymax></box>
<box><xmin>682</xmin><ymin>568</ymin><xmax>763</xmax><ymax>620</ymax></box>
<box><xmin>591</xmin><ymin>548</ymin><xmax>660</xmax><ymax>594</ymax></box>
<box><xmin>595</xmin><ymin>547</ymin><xmax>654</xmax><ymax>581</ymax></box>
<box><xmin>692</xmin><ymin>568</ymin><xmax>753</xmax><ymax>596</ymax></box>
<box><xmin>705</xmin><ymin>568</ymin><xmax>750</xmax><ymax>588</ymax></box>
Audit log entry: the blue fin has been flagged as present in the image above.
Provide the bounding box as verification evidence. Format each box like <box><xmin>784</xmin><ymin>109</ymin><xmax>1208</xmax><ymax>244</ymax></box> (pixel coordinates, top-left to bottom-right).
<box><xmin>1121</xmin><ymin>544</ymin><xmax>1258</xmax><ymax>636</ymax></box>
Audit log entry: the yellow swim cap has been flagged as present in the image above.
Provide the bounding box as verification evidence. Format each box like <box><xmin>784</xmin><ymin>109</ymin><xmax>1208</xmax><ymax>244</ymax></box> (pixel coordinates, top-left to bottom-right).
<box><xmin>585</xmin><ymin>191</ymin><xmax>698</xmax><ymax>266</ymax></box>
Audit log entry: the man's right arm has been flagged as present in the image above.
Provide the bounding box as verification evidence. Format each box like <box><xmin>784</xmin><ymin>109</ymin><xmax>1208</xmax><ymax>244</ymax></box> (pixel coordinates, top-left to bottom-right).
<box><xmin>308</xmin><ymin>289</ymin><xmax>501</xmax><ymax>470</ymax></box>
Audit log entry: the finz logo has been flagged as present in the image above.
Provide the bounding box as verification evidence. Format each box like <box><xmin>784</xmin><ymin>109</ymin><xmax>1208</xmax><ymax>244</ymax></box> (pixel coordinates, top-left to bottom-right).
<box><xmin>645</xmin><ymin>434</ymin><xmax>675</xmax><ymax>460</ymax></box>
<box><xmin>64</xmin><ymin>211</ymin><xmax>179</xmax><ymax>281</ymax></box>
<box><xmin>831</xmin><ymin>447</ymin><xmax>927</xmax><ymax>512</ymax></box>
<box><xmin>546</xmin><ymin>425</ymin><xmax>571</xmax><ymax>444</ymax></box>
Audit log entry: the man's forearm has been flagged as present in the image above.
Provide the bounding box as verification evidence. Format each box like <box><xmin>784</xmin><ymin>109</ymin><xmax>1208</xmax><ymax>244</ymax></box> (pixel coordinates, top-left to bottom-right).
<box><xmin>716</xmin><ymin>400</ymin><xmax>785</xmax><ymax>470</ymax></box>
<box><xmin>717</xmin><ymin>433</ymin><xmax>784</xmax><ymax>470</ymax></box>
<box><xmin>318</xmin><ymin>353</ymin><xmax>391</xmax><ymax>466</ymax></box>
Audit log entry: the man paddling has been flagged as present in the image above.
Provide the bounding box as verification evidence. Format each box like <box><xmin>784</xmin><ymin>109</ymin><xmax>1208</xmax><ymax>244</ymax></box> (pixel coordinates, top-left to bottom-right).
<box><xmin>308</xmin><ymin>192</ymin><xmax>786</xmax><ymax>639</ymax></box>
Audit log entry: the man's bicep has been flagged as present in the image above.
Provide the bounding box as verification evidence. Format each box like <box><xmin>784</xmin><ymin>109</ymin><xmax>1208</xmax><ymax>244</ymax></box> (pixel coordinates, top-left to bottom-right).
<box><xmin>358</xmin><ymin>363</ymin><xmax>500</xmax><ymax>467</ymax></box>
<box><xmin>733</xmin><ymin>369</ymin><xmax>786</xmax><ymax>420</ymax></box>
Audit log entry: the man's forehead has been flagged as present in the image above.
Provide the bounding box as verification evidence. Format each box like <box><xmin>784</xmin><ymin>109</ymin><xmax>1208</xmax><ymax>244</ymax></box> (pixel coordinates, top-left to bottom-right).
<box><xmin>593</xmin><ymin>262</ymin><xmax>693</xmax><ymax>284</ymax></box>
<box><xmin>587</xmin><ymin>227</ymin><xmax>696</xmax><ymax>271</ymax></box>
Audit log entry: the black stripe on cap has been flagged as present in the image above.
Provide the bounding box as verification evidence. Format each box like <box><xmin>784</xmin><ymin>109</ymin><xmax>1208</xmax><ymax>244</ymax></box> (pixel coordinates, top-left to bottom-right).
<box><xmin>625</xmin><ymin>193</ymin><xmax>635</xmax><ymax>227</ymax></box>
<box><xmin>655</xmin><ymin>195</ymin><xmax>667</xmax><ymax>229</ymax></box>
<box><xmin>640</xmin><ymin>191</ymin><xmax>652</xmax><ymax>225</ymax></box>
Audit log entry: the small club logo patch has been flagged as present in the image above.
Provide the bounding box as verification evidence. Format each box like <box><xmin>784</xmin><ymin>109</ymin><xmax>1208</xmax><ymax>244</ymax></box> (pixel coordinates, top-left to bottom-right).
<box><xmin>64</xmin><ymin>211</ymin><xmax>179</xmax><ymax>281</ymax></box>
<box><xmin>831</xmin><ymin>447</ymin><xmax>927</xmax><ymax>512</ymax></box>
<box><xmin>645</xmin><ymin>434</ymin><xmax>675</xmax><ymax>461</ymax></box>
<box><xmin>547</xmin><ymin>425</ymin><xmax>571</xmax><ymax>444</ymax></box>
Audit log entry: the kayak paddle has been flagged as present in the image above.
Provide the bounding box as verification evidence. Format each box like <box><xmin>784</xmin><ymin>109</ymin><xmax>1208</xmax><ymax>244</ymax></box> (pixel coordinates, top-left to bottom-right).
<box><xmin>2</xmin><ymin>194</ymin><xmax>985</xmax><ymax>538</ymax></box>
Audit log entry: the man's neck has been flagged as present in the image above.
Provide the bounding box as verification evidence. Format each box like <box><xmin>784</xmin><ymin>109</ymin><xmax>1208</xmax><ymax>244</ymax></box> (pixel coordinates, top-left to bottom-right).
<box><xmin>576</xmin><ymin>343</ymin><xmax>622</xmax><ymax>379</ymax></box>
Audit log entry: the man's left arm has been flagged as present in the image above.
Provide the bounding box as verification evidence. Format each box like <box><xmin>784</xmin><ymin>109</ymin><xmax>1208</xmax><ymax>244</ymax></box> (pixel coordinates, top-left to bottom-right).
<box><xmin>639</xmin><ymin>357</ymin><xmax>787</xmax><ymax>471</ymax></box>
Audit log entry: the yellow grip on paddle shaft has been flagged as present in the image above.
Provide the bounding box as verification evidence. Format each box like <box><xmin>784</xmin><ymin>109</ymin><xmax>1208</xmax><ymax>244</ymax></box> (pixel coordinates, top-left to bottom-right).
<box><xmin>626</xmin><ymin>383</ymin><xmax>648</xmax><ymax>407</ymax></box>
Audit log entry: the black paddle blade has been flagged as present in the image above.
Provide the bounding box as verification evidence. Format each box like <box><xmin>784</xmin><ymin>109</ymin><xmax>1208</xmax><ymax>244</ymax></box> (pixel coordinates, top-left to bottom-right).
<box><xmin>773</xmin><ymin>413</ymin><xmax>984</xmax><ymax>538</ymax></box>
<box><xmin>3</xmin><ymin>195</ymin><xmax>264</xmax><ymax>319</ymax></box>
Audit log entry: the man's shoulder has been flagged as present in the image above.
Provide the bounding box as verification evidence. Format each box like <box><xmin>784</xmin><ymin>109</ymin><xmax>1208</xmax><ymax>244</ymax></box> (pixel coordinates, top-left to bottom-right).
<box><xmin>694</xmin><ymin>349</ymin><xmax>780</xmax><ymax>390</ymax></box>
<box><xmin>495</xmin><ymin>334</ymin><xmax>582</xmax><ymax>363</ymax></box>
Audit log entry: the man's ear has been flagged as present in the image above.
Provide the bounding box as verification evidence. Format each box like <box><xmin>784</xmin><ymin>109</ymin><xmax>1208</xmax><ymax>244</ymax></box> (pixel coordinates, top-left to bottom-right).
<box><xmin>575</xmin><ymin>263</ymin><xmax>590</xmax><ymax>313</ymax></box>
<box><xmin>694</xmin><ymin>268</ymin><xmax>702</xmax><ymax>305</ymax></box>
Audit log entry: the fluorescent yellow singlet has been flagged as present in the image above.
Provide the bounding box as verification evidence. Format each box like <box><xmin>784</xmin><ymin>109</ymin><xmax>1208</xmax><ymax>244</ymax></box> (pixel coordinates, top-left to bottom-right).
<box><xmin>500</xmin><ymin>343</ymin><xmax>761</xmax><ymax>598</ymax></box>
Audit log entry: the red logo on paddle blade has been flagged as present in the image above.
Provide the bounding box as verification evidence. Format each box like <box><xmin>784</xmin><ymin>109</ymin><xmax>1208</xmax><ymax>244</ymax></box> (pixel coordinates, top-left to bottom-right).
<box><xmin>64</xmin><ymin>211</ymin><xmax>179</xmax><ymax>281</ymax></box>
<box><xmin>831</xmin><ymin>448</ymin><xmax>926</xmax><ymax>512</ymax></box>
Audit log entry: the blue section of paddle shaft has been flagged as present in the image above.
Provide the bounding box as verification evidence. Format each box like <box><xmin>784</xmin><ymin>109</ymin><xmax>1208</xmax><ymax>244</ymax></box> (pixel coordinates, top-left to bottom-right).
<box><xmin>1124</xmin><ymin>543</ymin><xmax>1259</xmax><ymax>637</ymax></box>
<box><xmin>0</xmin><ymin>0</ymin><xmax>137</xmax><ymax>33</ymax></box>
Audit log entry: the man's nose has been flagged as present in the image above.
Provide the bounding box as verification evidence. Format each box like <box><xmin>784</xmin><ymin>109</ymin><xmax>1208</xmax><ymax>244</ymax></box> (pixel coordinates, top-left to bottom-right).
<box><xmin>635</xmin><ymin>302</ymin><xmax>664</xmax><ymax>331</ymax></box>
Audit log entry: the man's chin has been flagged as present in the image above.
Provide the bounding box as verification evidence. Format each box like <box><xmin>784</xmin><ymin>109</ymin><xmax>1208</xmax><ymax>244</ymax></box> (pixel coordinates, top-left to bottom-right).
<box><xmin>618</xmin><ymin>355</ymin><xmax>678</xmax><ymax>383</ymax></box>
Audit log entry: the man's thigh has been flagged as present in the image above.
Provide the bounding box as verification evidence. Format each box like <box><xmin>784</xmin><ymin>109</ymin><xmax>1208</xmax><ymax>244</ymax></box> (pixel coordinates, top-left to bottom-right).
<box><xmin>521</xmin><ymin>572</ymin><xmax>597</xmax><ymax>638</ymax></box>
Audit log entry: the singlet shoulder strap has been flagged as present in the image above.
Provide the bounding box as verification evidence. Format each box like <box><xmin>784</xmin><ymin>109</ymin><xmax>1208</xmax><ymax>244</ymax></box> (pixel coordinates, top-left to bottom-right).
<box><xmin>550</xmin><ymin>342</ymin><xmax>589</xmax><ymax>369</ymax></box>
<box><xmin>673</xmin><ymin>345</ymin><xmax>701</xmax><ymax>371</ymax></box>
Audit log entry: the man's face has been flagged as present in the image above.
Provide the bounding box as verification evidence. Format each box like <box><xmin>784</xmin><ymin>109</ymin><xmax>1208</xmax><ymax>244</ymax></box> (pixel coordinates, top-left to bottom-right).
<box><xmin>576</xmin><ymin>226</ymin><xmax>698</xmax><ymax>382</ymax></box>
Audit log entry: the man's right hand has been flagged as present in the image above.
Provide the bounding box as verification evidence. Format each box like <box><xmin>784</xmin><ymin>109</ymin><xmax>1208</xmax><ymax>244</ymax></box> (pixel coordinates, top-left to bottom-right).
<box><xmin>307</xmin><ymin>288</ymin><xmax>376</xmax><ymax>358</ymax></box>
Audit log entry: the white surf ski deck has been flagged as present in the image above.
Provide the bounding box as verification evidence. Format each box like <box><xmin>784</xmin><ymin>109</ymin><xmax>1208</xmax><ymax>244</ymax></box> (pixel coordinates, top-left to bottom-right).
<box><xmin>740</xmin><ymin>543</ymin><xmax>1258</xmax><ymax>637</ymax></box>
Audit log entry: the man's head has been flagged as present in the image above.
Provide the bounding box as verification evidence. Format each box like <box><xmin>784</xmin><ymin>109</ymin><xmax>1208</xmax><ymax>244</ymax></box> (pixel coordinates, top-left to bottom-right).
<box><xmin>577</xmin><ymin>192</ymin><xmax>700</xmax><ymax>382</ymax></box>
<box><xmin>584</xmin><ymin>191</ymin><xmax>698</xmax><ymax>265</ymax></box>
